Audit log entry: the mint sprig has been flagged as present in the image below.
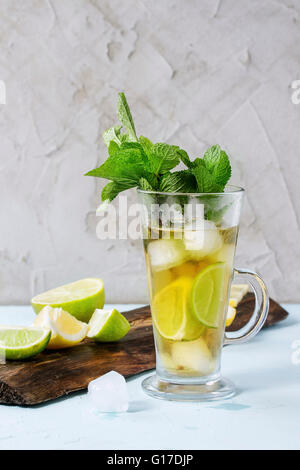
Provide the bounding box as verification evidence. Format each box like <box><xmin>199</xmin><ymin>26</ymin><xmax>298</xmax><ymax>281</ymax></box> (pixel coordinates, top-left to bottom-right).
<box><xmin>85</xmin><ymin>93</ymin><xmax>232</xmax><ymax>215</ymax></box>
<box><xmin>203</xmin><ymin>144</ymin><xmax>231</xmax><ymax>190</ymax></box>
<box><xmin>159</xmin><ymin>170</ymin><xmax>197</xmax><ymax>193</ymax></box>
<box><xmin>117</xmin><ymin>92</ymin><xmax>138</xmax><ymax>142</ymax></box>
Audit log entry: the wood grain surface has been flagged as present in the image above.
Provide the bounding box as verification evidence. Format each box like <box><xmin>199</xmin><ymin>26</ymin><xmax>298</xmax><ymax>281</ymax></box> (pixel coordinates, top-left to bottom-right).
<box><xmin>0</xmin><ymin>307</ymin><xmax>155</xmax><ymax>406</ymax></box>
<box><xmin>0</xmin><ymin>295</ymin><xmax>288</xmax><ymax>406</ymax></box>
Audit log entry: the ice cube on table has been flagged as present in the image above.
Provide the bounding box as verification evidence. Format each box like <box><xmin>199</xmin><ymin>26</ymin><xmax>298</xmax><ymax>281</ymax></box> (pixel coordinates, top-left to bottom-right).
<box><xmin>147</xmin><ymin>239</ymin><xmax>186</xmax><ymax>271</ymax></box>
<box><xmin>184</xmin><ymin>220</ymin><xmax>222</xmax><ymax>259</ymax></box>
<box><xmin>87</xmin><ymin>371</ymin><xmax>129</xmax><ymax>412</ymax></box>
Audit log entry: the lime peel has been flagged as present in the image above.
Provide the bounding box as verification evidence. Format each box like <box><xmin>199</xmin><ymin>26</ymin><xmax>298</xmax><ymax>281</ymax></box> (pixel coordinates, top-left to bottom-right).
<box><xmin>0</xmin><ymin>326</ymin><xmax>51</xmax><ymax>360</ymax></box>
<box><xmin>31</xmin><ymin>278</ymin><xmax>105</xmax><ymax>323</ymax></box>
<box><xmin>191</xmin><ymin>262</ymin><xmax>226</xmax><ymax>329</ymax></box>
<box><xmin>87</xmin><ymin>308</ymin><xmax>131</xmax><ymax>342</ymax></box>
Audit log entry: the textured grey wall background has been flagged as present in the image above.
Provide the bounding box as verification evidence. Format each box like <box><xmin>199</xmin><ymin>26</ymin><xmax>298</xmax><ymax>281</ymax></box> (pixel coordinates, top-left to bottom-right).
<box><xmin>1</xmin><ymin>0</ymin><xmax>300</xmax><ymax>304</ymax></box>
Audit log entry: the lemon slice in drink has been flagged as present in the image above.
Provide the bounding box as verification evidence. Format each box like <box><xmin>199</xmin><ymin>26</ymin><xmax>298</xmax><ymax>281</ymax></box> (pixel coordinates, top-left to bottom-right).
<box><xmin>87</xmin><ymin>308</ymin><xmax>131</xmax><ymax>342</ymax></box>
<box><xmin>225</xmin><ymin>284</ymin><xmax>249</xmax><ymax>327</ymax></box>
<box><xmin>0</xmin><ymin>326</ymin><xmax>51</xmax><ymax>360</ymax></box>
<box><xmin>191</xmin><ymin>262</ymin><xmax>226</xmax><ymax>328</ymax></box>
<box><xmin>152</xmin><ymin>277</ymin><xmax>205</xmax><ymax>341</ymax></box>
<box><xmin>226</xmin><ymin>305</ymin><xmax>237</xmax><ymax>327</ymax></box>
<box><xmin>34</xmin><ymin>306</ymin><xmax>88</xmax><ymax>349</ymax></box>
<box><xmin>229</xmin><ymin>284</ymin><xmax>249</xmax><ymax>307</ymax></box>
<box><xmin>32</xmin><ymin>278</ymin><xmax>105</xmax><ymax>322</ymax></box>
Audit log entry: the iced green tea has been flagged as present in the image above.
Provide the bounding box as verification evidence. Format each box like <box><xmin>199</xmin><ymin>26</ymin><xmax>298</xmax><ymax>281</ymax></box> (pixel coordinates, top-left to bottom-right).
<box><xmin>144</xmin><ymin>223</ymin><xmax>238</xmax><ymax>381</ymax></box>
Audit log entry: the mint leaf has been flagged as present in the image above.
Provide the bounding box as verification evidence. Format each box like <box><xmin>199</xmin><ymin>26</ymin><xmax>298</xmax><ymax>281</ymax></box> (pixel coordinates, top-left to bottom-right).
<box><xmin>102</xmin><ymin>126</ymin><xmax>122</xmax><ymax>147</ymax></box>
<box><xmin>119</xmin><ymin>133</ymin><xmax>132</xmax><ymax>143</ymax></box>
<box><xmin>213</xmin><ymin>151</ymin><xmax>231</xmax><ymax>188</ymax></box>
<box><xmin>190</xmin><ymin>157</ymin><xmax>202</xmax><ymax>168</ymax></box>
<box><xmin>139</xmin><ymin>177</ymin><xmax>154</xmax><ymax>191</ymax></box>
<box><xmin>201</xmin><ymin>195</ymin><xmax>232</xmax><ymax>223</ymax></box>
<box><xmin>85</xmin><ymin>147</ymin><xmax>150</xmax><ymax>187</ymax></box>
<box><xmin>177</xmin><ymin>149</ymin><xmax>192</xmax><ymax>168</ymax></box>
<box><xmin>205</xmin><ymin>204</ymin><xmax>229</xmax><ymax>223</ymax></box>
<box><xmin>139</xmin><ymin>136</ymin><xmax>153</xmax><ymax>158</ymax></box>
<box><xmin>192</xmin><ymin>161</ymin><xmax>222</xmax><ymax>192</ymax></box>
<box><xmin>203</xmin><ymin>145</ymin><xmax>221</xmax><ymax>170</ymax></box>
<box><xmin>117</xmin><ymin>92</ymin><xmax>137</xmax><ymax>141</ymax></box>
<box><xmin>149</xmin><ymin>143</ymin><xmax>180</xmax><ymax>175</ymax></box>
<box><xmin>159</xmin><ymin>170</ymin><xmax>197</xmax><ymax>193</ymax></box>
<box><xmin>118</xmin><ymin>141</ymin><xmax>152</xmax><ymax>164</ymax></box>
<box><xmin>101</xmin><ymin>182</ymin><xmax>128</xmax><ymax>202</ymax></box>
<box><xmin>108</xmin><ymin>141</ymin><xmax>119</xmax><ymax>156</ymax></box>
<box><xmin>119</xmin><ymin>141</ymin><xmax>145</xmax><ymax>152</ymax></box>
<box><xmin>203</xmin><ymin>145</ymin><xmax>231</xmax><ymax>190</ymax></box>
<box><xmin>86</xmin><ymin>92</ymin><xmax>233</xmax><ymax>204</ymax></box>
<box><xmin>102</xmin><ymin>124</ymin><xmax>136</xmax><ymax>149</ymax></box>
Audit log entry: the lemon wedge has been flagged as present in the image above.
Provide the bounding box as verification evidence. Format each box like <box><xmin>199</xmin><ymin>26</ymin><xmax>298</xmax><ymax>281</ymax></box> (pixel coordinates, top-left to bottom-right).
<box><xmin>229</xmin><ymin>284</ymin><xmax>249</xmax><ymax>307</ymax></box>
<box><xmin>226</xmin><ymin>305</ymin><xmax>237</xmax><ymax>327</ymax></box>
<box><xmin>33</xmin><ymin>306</ymin><xmax>88</xmax><ymax>349</ymax></box>
<box><xmin>226</xmin><ymin>284</ymin><xmax>249</xmax><ymax>326</ymax></box>
<box><xmin>152</xmin><ymin>277</ymin><xmax>204</xmax><ymax>341</ymax></box>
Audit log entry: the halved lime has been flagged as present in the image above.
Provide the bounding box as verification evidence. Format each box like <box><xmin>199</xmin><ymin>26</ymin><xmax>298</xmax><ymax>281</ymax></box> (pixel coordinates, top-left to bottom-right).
<box><xmin>87</xmin><ymin>308</ymin><xmax>130</xmax><ymax>342</ymax></box>
<box><xmin>152</xmin><ymin>277</ymin><xmax>205</xmax><ymax>341</ymax></box>
<box><xmin>191</xmin><ymin>262</ymin><xmax>226</xmax><ymax>328</ymax></box>
<box><xmin>0</xmin><ymin>327</ymin><xmax>51</xmax><ymax>360</ymax></box>
<box><xmin>32</xmin><ymin>278</ymin><xmax>105</xmax><ymax>323</ymax></box>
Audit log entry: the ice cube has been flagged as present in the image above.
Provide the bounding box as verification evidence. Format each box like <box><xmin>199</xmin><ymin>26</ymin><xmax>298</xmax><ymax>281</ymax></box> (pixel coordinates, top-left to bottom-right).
<box><xmin>210</xmin><ymin>243</ymin><xmax>235</xmax><ymax>266</ymax></box>
<box><xmin>159</xmin><ymin>352</ymin><xmax>175</xmax><ymax>371</ymax></box>
<box><xmin>184</xmin><ymin>220</ymin><xmax>222</xmax><ymax>259</ymax></box>
<box><xmin>171</xmin><ymin>338</ymin><xmax>215</xmax><ymax>375</ymax></box>
<box><xmin>147</xmin><ymin>239</ymin><xmax>186</xmax><ymax>271</ymax></box>
<box><xmin>88</xmin><ymin>371</ymin><xmax>129</xmax><ymax>412</ymax></box>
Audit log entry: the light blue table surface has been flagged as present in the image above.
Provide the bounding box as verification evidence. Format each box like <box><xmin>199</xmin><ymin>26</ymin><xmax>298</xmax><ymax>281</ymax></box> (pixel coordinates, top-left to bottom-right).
<box><xmin>0</xmin><ymin>304</ymin><xmax>299</xmax><ymax>450</ymax></box>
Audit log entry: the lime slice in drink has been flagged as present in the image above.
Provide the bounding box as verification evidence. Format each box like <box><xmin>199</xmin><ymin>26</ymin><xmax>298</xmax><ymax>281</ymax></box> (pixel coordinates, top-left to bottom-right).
<box><xmin>87</xmin><ymin>308</ymin><xmax>131</xmax><ymax>342</ymax></box>
<box><xmin>152</xmin><ymin>277</ymin><xmax>205</xmax><ymax>341</ymax></box>
<box><xmin>191</xmin><ymin>262</ymin><xmax>226</xmax><ymax>328</ymax></box>
<box><xmin>0</xmin><ymin>327</ymin><xmax>51</xmax><ymax>360</ymax></box>
<box><xmin>32</xmin><ymin>278</ymin><xmax>105</xmax><ymax>323</ymax></box>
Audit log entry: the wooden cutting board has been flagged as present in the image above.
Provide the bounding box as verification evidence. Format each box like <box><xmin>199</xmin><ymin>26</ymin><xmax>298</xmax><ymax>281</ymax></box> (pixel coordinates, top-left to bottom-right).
<box><xmin>0</xmin><ymin>295</ymin><xmax>288</xmax><ymax>406</ymax></box>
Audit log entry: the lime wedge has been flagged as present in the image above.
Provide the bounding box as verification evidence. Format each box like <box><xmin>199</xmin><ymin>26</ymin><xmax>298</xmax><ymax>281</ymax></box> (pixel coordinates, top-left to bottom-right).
<box><xmin>0</xmin><ymin>327</ymin><xmax>51</xmax><ymax>360</ymax></box>
<box><xmin>32</xmin><ymin>278</ymin><xmax>105</xmax><ymax>323</ymax></box>
<box><xmin>87</xmin><ymin>308</ymin><xmax>130</xmax><ymax>342</ymax></box>
<box><xmin>191</xmin><ymin>262</ymin><xmax>226</xmax><ymax>328</ymax></box>
<box><xmin>152</xmin><ymin>277</ymin><xmax>205</xmax><ymax>341</ymax></box>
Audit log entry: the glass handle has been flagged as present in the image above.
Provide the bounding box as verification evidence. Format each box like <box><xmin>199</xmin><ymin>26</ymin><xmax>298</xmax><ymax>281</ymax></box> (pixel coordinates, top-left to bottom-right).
<box><xmin>224</xmin><ymin>268</ymin><xmax>269</xmax><ymax>345</ymax></box>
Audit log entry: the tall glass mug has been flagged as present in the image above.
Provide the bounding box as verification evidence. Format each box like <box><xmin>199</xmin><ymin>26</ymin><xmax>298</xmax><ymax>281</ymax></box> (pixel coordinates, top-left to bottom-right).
<box><xmin>137</xmin><ymin>187</ymin><xmax>269</xmax><ymax>401</ymax></box>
